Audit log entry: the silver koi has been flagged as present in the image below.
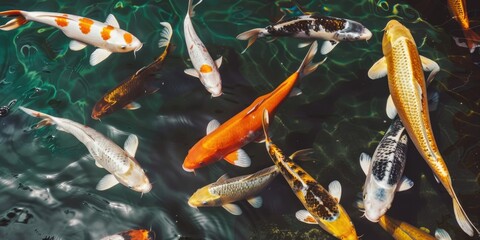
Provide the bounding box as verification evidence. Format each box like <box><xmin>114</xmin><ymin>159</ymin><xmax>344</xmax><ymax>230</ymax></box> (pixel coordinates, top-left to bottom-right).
<box><xmin>19</xmin><ymin>106</ymin><xmax>151</xmax><ymax>193</ymax></box>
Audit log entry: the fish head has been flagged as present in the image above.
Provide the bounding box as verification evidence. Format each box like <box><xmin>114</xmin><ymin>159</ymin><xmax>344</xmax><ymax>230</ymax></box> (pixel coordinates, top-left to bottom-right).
<box><xmin>363</xmin><ymin>184</ymin><xmax>395</xmax><ymax>222</ymax></box>
<box><xmin>91</xmin><ymin>100</ymin><xmax>113</xmax><ymax>120</ymax></box>
<box><xmin>188</xmin><ymin>186</ymin><xmax>221</xmax><ymax>208</ymax></box>
<box><xmin>123</xmin><ymin>161</ymin><xmax>152</xmax><ymax>193</ymax></box>
<box><xmin>382</xmin><ymin>20</ymin><xmax>415</xmax><ymax>53</ymax></box>
<box><xmin>112</xmin><ymin>31</ymin><xmax>143</xmax><ymax>53</ymax></box>
<box><xmin>337</xmin><ymin>20</ymin><xmax>372</xmax><ymax>41</ymax></box>
<box><xmin>198</xmin><ymin>69</ymin><xmax>223</xmax><ymax>97</ymax></box>
<box><xmin>182</xmin><ymin>147</ymin><xmax>218</xmax><ymax>172</ymax></box>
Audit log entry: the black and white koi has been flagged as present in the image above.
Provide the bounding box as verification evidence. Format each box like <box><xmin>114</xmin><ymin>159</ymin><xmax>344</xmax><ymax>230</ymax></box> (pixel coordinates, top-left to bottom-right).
<box><xmin>359</xmin><ymin>117</ymin><xmax>413</xmax><ymax>222</ymax></box>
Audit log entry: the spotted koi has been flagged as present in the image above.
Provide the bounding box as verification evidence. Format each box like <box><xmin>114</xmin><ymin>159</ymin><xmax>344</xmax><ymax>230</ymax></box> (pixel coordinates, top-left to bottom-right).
<box><xmin>0</xmin><ymin>10</ymin><xmax>142</xmax><ymax>66</ymax></box>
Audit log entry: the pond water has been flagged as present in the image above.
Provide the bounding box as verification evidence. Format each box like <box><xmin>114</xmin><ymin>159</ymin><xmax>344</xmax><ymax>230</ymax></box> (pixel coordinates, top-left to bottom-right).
<box><xmin>0</xmin><ymin>0</ymin><xmax>479</xmax><ymax>239</ymax></box>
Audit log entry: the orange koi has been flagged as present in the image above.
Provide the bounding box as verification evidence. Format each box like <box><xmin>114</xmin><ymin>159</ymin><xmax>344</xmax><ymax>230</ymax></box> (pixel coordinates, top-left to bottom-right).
<box><xmin>182</xmin><ymin>41</ymin><xmax>322</xmax><ymax>172</ymax></box>
<box><xmin>448</xmin><ymin>0</ymin><xmax>480</xmax><ymax>53</ymax></box>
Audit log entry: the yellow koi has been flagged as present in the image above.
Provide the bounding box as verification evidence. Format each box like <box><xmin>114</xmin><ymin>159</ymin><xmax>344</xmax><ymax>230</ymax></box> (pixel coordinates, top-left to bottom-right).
<box><xmin>368</xmin><ymin>20</ymin><xmax>479</xmax><ymax>237</ymax></box>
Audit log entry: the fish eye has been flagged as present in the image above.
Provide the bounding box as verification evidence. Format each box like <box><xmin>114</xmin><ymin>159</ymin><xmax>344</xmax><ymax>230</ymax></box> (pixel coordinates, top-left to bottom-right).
<box><xmin>202</xmin><ymin>201</ymin><xmax>208</xmax><ymax>205</ymax></box>
<box><xmin>121</xmin><ymin>45</ymin><xmax>126</xmax><ymax>50</ymax></box>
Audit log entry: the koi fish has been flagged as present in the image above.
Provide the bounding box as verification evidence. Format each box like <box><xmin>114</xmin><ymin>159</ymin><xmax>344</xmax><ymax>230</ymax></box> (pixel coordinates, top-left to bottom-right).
<box><xmin>236</xmin><ymin>7</ymin><xmax>372</xmax><ymax>54</ymax></box>
<box><xmin>19</xmin><ymin>106</ymin><xmax>151</xmax><ymax>193</ymax></box>
<box><xmin>188</xmin><ymin>165</ymin><xmax>278</xmax><ymax>215</ymax></box>
<box><xmin>378</xmin><ymin>215</ymin><xmax>451</xmax><ymax>240</ymax></box>
<box><xmin>92</xmin><ymin>22</ymin><xmax>173</xmax><ymax>119</ymax></box>
<box><xmin>368</xmin><ymin>20</ymin><xmax>479</xmax><ymax>237</ymax></box>
<box><xmin>184</xmin><ymin>0</ymin><xmax>223</xmax><ymax>97</ymax></box>
<box><xmin>261</xmin><ymin>109</ymin><xmax>357</xmax><ymax>240</ymax></box>
<box><xmin>100</xmin><ymin>229</ymin><xmax>154</xmax><ymax>240</ymax></box>
<box><xmin>359</xmin><ymin>117</ymin><xmax>413</xmax><ymax>222</ymax></box>
<box><xmin>182</xmin><ymin>41</ymin><xmax>321</xmax><ymax>172</ymax></box>
<box><xmin>448</xmin><ymin>0</ymin><xmax>480</xmax><ymax>53</ymax></box>
<box><xmin>0</xmin><ymin>10</ymin><xmax>142</xmax><ymax>66</ymax></box>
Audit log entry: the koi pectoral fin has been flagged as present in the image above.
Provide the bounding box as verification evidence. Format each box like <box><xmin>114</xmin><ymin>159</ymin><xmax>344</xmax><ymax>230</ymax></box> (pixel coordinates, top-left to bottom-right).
<box><xmin>96</xmin><ymin>174</ymin><xmax>119</xmax><ymax>191</ymax></box>
<box><xmin>222</xmin><ymin>203</ymin><xmax>242</xmax><ymax>215</ymax></box>
<box><xmin>123</xmin><ymin>102</ymin><xmax>141</xmax><ymax>110</ymax></box>
<box><xmin>359</xmin><ymin>152</ymin><xmax>372</xmax><ymax>175</ymax></box>
<box><xmin>386</xmin><ymin>94</ymin><xmax>397</xmax><ymax>119</ymax></box>
<box><xmin>295</xmin><ymin>210</ymin><xmax>318</xmax><ymax>224</ymax></box>
<box><xmin>368</xmin><ymin>57</ymin><xmax>387</xmax><ymax>80</ymax></box>
<box><xmin>320</xmin><ymin>40</ymin><xmax>339</xmax><ymax>55</ymax></box>
<box><xmin>434</xmin><ymin>228</ymin><xmax>452</xmax><ymax>240</ymax></box>
<box><xmin>224</xmin><ymin>149</ymin><xmax>251</xmax><ymax>168</ymax></box>
<box><xmin>328</xmin><ymin>180</ymin><xmax>342</xmax><ymax>203</ymax></box>
<box><xmin>396</xmin><ymin>176</ymin><xmax>414</xmax><ymax>192</ymax></box>
<box><xmin>247</xmin><ymin>196</ymin><xmax>263</xmax><ymax>208</ymax></box>
<box><xmin>69</xmin><ymin>40</ymin><xmax>87</xmax><ymax>51</ymax></box>
<box><xmin>184</xmin><ymin>68</ymin><xmax>199</xmax><ymax>78</ymax></box>
<box><xmin>90</xmin><ymin>48</ymin><xmax>112</xmax><ymax>66</ymax></box>
<box><xmin>420</xmin><ymin>55</ymin><xmax>440</xmax><ymax>85</ymax></box>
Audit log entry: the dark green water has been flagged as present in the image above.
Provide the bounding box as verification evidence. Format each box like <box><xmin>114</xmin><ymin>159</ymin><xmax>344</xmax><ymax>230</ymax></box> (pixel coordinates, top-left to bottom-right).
<box><xmin>0</xmin><ymin>0</ymin><xmax>479</xmax><ymax>239</ymax></box>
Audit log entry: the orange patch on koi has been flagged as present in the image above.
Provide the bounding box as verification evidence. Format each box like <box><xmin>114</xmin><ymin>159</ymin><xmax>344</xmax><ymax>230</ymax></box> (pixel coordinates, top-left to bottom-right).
<box><xmin>127</xmin><ymin>229</ymin><xmax>151</xmax><ymax>240</ymax></box>
<box><xmin>55</xmin><ymin>14</ymin><xmax>69</xmax><ymax>27</ymax></box>
<box><xmin>199</xmin><ymin>64</ymin><xmax>213</xmax><ymax>73</ymax></box>
<box><xmin>123</xmin><ymin>33</ymin><xmax>133</xmax><ymax>44</ymax></box>
<box><xmin>78</xmin><ymin>18</ymin><xmax>94</xmax><ymax>34</ymax></box>
<box><xmin>101</xmin><ymin>25</ymin><xmax>115</xmax><ymax>40</ymax></box>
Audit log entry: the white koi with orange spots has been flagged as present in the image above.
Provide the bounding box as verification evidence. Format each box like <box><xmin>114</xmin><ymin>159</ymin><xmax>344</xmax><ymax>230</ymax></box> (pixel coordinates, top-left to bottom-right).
<box><xmin>0</xmin><ymin>10</ymin><xmax>142</xmax><ymax>66</ymax></box>
<box><xmin>183</xmin><ymin>0</ymin><xmax>223</xmax><ymax>97</ymax></box>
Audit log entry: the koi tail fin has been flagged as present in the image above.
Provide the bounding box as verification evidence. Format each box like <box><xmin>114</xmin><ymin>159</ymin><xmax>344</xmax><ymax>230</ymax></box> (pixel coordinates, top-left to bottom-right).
<box><xmin>19</xmin><ymin>106</ymin><xmax>57</xmax><ymax>129</ymax></box>
<box><xmin>158</xmin><ymin>22</ymin><xmax>173</xmax><ymax>49</ymax></box>
<box><xmin>451</xmin><ymin>187</ymin><xmax>480</xmax><ymax>237</ymax></box>
<box><xmin>187</xmin><ymin>0</ymin><xmax>203</xmax><ymax>17</ymax></box>
<box><xmin>462</xmin><ymin>28</ymin><xmax>480</xmax><ymax>53</ymax></box>
<box><xmin>236</xmin><ymin>28</ymin><xmax>263</xmax><ymax>54</ymax></box>
<box><xmin>296</xmin><ymin>41</ymin><xmax>324</xmax><ymax>79</ymax></box>
<box><xmin>0</xmin><ymin>10</ymin><xmax>27</xmax><ymax>31</ymax></box>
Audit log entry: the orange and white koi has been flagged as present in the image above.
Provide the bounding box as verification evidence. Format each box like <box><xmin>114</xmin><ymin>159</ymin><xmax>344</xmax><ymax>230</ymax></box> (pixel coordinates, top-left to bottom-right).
<box><xmin>448</xmin><ymin>0</ymin><xmax>480</xmax><ymax>53</ymax></box>
<box><xmin>184</xmin><ymin>0</ymin><xmax>223</xmax><ymax>97</ymax></box>
<box><xmin>0</xmin><ymin>10</ymin><xmax>142</xmax><ymax>66</ymax></box>
<box><xmin>182</xmin><ymin>41</ymin><xmax>321</xmax><ymax>172</ymax></box>
<box><xmin>378</xmin><ymin>215</ymin><xmax>451</xmax><ymax>240</ymax></box>
<box><xmin>261</xmin><ymin>109</ymin><xmax>357</xmax><ymax>240</ymax></box>
<box><xmin>368</xmin><ymin>20</ymin><xmax>479</xmax><ymax>237</ymax></box>
<box><xmin>100</xmin><ymin>229</ymin><xmax>154</xmax><ymax>240</ymax></box>
<box><xmin>19</xmin><ymin>106</ymin><xmax>151</xmax><ymax>193</ymax></box>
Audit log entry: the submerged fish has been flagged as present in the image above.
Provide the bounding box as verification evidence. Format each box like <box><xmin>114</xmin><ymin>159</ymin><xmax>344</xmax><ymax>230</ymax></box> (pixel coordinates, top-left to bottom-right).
<box><xmin>100</xmin><ymin>229</ymin><xmax>154</xmax><ymax>240</ymax></box>
<box><xmin>0</xmin><ymin>10</ymin><xmax>142</xmax><ymax>66</ymax></box>
<box><xmin>236</xmin><ymin>9</ymin><xmax>371</xmax><ymax>54</ymax></box>
<box><xmin>378</xmin><ymin>215</ymin><xmax>451</xmax><ymax>240</ymax></box>
<box><xmin>448</xmin><ymin>0</ymin><xmax>480</xmax><ymax>53</ymax></box>
<box><xmin>182</xmin><ymin>41</ymin><xmax>321</xmax><ymax>172</ymax></box>
<box><xmin>188</xmin><ymin>165</ymin><xmax>278</xmax><ymax>215</ymax></box>
<box><xmin>91</xmin><ymin>22</ymin><xmax>173</xmax><ymax>119</ymax></box>
<box><xmin>368</xmin><ymin>20</ymin><xmax>479</xmax><ymax>236</ymax></box>
<box><xmin>359</xmin><ymin>117</ymin><xmax>413</xmax><ymax>222</ymax></box>
<box><xmin>183</xmin><ymin>0</ymin><xmax>223</xmax><ymax>97</ymax></box>
<box><xmin>261</xmin><ymin>109</ymin><xmax>358</xmax><ymax>240</ymax></box>
<box><xmin>19</xmin><ymin>107</ymin><xmax>151</xmax><ymax>193</ymax></box>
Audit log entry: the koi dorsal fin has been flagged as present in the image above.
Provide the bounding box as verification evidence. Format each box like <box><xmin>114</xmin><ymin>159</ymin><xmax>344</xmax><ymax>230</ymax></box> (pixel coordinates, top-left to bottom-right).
<box><xmin>105</xmin><ymin>14</ymin><xmax>119</xmax><ymax>28</ymax></box>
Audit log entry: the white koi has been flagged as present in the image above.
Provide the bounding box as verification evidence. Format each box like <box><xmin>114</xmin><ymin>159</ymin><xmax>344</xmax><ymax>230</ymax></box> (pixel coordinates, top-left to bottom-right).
<box><xmin>183</xmin><ymin>0</ymin><xmax>223</xmax><ymax>97</ymax></box>
<box><xmin>19</xmin><ymin>106</ymin><xmax>151</xmax><ymax>193</ymax></box>
<box><xmin>0</xmin><ymin>10</ymin><xmax>142</xmax><ymax>66</ymax></box>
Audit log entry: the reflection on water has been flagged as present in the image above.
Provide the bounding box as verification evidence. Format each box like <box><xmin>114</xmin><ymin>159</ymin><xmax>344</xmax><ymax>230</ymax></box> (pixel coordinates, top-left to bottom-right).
<box><xmin>0</xmin><ymin>0</ymin><xmax>479</xmax><ymax>239</ymax></box>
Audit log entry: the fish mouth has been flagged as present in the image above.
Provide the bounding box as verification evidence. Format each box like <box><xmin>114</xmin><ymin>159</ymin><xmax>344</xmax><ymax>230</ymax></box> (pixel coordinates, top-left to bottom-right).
<box><xmin>182</xmin><ymin>164</ymin><xmax>195</xmax><ymax>172</ymax></box>
<box><xmin>187</xmin><ymin>200</ymin><xmax>198</xmax><ymax>209</ymax></box>
<box><xmin>364</xmin><ymin>213</ymin><xmax>380</xmax><ymax>223</ymax></box>
<box><xmin>363</xmin><ymin>28</ymin><xmax>373</xmax><ymax>40</ymax></box>
<box><xmin>211</xmin><ymin>92</ymin><xmax>223</xmax><ymax>97</ymax></box>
